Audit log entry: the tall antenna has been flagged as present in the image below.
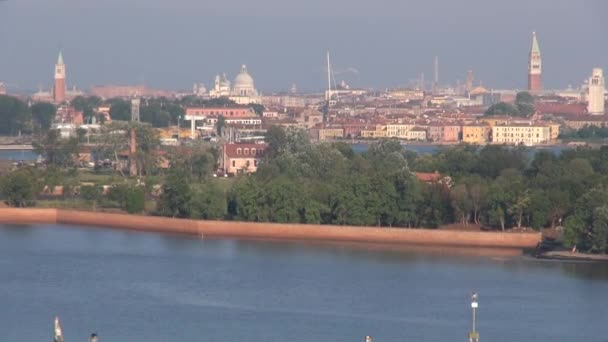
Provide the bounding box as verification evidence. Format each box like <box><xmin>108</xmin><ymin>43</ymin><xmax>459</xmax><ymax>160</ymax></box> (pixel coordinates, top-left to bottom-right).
<box><xmin>326</xmin><ymin>51</ymin><xmax>331</xmax><ymax>102</ymax></box>
<box><xmin>420</xmin><ymin>72</ymin><xmax>425</xmax><ymax>91</ymax></box>
<box><xmin>434</xmin><ymin>56</ymin><xmax>439</xmax><ymax>91</ymax></box>
<box><xmin>324</xmin><ymin>51</ymin><xmax>331</xmax><ymax>123</ymax></box>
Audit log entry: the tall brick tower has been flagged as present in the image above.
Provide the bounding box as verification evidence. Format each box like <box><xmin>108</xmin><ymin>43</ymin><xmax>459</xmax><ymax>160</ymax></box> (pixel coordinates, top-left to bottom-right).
<box><xmin>53</xmin><ymin>51</ymin><xmax>66</xmax><ymax>104</ymax></box>
<box><xmin>527</xmin><ymin>32</ymin><xmax>542</xmax><ymax>92</ymax></box>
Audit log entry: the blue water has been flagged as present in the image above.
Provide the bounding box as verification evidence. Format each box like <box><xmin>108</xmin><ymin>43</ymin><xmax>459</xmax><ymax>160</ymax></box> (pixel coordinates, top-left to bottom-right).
<box><xmin>0</xmin><ymin>149</ymin><xmax>37</xmax><ymax>161</ymax></box>
<box><xmin>0</xmin><ymin>224</ymin><xmax>606</xmax><ymax>342</ymax></box>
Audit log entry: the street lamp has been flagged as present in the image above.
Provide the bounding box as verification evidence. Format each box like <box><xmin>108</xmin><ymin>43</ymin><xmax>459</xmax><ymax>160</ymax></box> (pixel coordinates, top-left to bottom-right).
<box><xmin>469</xmin><ymin>292</ymin><xmax>479</xmax><ymax>342</ymax></box>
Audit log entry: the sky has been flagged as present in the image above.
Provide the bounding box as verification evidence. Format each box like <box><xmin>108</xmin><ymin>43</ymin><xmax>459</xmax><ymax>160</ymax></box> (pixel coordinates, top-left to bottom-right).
<box><xmin>0</xmin><ymin>0</ymin><xmax>606</xmax><ymax>93</ymax></box>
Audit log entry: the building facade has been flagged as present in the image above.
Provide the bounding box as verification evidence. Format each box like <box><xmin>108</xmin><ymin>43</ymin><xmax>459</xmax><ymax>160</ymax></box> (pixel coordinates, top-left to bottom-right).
<box><xmin>221</xmin><ymin>143</ymin><xmax>267</xmax><ymax>175</ymax></box>
<box><xmin>492</xmin><ymin>123</ymin><xmax>551</xmax><ymax>145</ymax></box>
<box><xmin>462</xmin><ymin>124</ymin><xmax>490</xmax><ymax>144</ymax></box>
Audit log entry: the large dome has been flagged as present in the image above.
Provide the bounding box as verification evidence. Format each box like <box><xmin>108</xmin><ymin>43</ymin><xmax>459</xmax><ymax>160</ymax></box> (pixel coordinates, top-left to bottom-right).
<box><xmin>233</xmin><ymin>65</ymin><xmax>255</xmax><ymax>89</ymax></box>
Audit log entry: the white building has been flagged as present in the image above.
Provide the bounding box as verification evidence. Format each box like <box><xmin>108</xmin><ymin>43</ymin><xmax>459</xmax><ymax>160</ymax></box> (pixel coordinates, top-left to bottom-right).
<box><xmin>588</xmin><ymin>68</ymin><xmax>606</xmax><ymax>115</ymax></box>
<box><xmin>209</xmin><ymin>65</ymin><xmax>261</xmax><ymax>105</ymax></box>
<box><xmin>492</xmin><ymin>123</ymin><xmax>551</xmax><ymax>146</ymax></box>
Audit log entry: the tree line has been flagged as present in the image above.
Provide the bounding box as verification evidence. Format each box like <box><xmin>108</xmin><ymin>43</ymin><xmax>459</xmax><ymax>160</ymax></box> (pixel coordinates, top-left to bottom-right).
<box><xmin>0</xmin><ymin>94</ymin><xmax>259</xmax><ymax>136</ymax></box>
<box><xmin>153</xmin><ymin>127</ymin><xmax>608</xmax><ymax>253</ymax></box>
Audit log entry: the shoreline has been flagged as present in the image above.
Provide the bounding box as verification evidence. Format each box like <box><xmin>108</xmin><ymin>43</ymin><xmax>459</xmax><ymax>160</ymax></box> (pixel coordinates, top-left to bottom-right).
<box><xmin>0</xmin><ymin>208</ymin><xmax>541</xmax><ymax>249</ymax></box>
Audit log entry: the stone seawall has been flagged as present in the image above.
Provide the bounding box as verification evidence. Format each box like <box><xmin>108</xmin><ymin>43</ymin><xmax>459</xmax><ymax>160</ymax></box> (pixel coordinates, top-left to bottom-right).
<box><xmin>0</xmin><ymin>208</ymin><xmax>541</xmax><ymax>249</ymax></box>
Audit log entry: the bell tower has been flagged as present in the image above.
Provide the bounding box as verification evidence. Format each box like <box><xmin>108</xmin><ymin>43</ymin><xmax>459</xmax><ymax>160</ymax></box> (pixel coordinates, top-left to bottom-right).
<box><xmin>53</xmin><ymin>51</ymin><xmax>66</xmax><ymax>104</ymax></box>
<box><xmin>527</xmin><ymin>32</ymin><xmax>542</xmax><ymax>92</ymax></box>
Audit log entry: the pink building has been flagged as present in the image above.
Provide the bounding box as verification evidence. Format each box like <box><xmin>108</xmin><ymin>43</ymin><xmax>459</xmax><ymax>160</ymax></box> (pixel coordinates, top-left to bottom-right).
<box><xmin>443</xmin><ymin>125</ymin><xmax>462</xmax><ymax>142</ymax></box>
<box><xmin>221</xmin><ymin>143</ymin><xmax>267</xmax><ymax>175</ymax></box>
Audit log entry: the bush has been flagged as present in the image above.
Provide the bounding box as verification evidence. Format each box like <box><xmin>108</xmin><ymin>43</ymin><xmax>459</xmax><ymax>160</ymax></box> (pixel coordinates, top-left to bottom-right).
<box><xmin>0</xmin><ymin>169</ymin><xmax>38</xmax><ymax>207</ymax></box>
<box><xmin>125</xmin><ymin>187</ymin><xmax>145</xmax><ymax>214</ymax></box>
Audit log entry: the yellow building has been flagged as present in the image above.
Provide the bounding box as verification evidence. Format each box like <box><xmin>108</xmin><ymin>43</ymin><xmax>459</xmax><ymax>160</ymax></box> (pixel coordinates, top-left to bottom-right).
<box><xmin>361</xmin><ymin>125</ymin><xmax>387</xmax><ymax>138</ymax></box>
<box><xmin>407</xmin><ymin>127</ymin><xmax>427</xmax><ymax>141</ymax></box>
<box><xmin>386</xmin><ymin>124</ymin><xmax>416</xmax><ymax>138</ymax></box>
<box><xmin>318</xmin><ymin>128</ymin><xmax>344</xmax><ymax>141</ymax></box>
<box><xmin>547</xmin><ymin>123</ymin><xmax>561</xmax><ymax>141</ymax></box>
<box><xmin>462</xmin><ymin>124</ymin><xmax>490</xmax><ymax>144</ymax></box>
<box><xmin>492</xmin><ymin>123</ymin><xmax>551</xmax><ymax>145</ymax></box>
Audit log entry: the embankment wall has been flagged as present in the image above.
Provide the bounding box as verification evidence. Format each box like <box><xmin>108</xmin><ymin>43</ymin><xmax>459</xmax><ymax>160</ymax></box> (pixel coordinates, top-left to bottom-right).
<box><xmin>0</xmin><ymin>208</ymin><xmax>541</xmax><ymax>248</ymax></box>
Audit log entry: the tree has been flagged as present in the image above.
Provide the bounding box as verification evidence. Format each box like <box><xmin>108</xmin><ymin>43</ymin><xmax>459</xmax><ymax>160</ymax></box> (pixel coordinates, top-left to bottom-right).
<box><xmin>0</xmin><ymin>169</ymin><xmax>38</xmax><ymax>207</ymax></box>
<box><xmin>108</xmin><ymin>98</ymin><xmax>131</xmax><ymax>121</ymax></box>
<box><xmin>125</xmin><ymin>186</ymin><xmax>145</xmax><ymax>214</ymax></box>
<box><xmin>450</xmin><ymin>184</ymin><xmax>472</xmax><ymax>225</ymax></box>
<box><xmin>515</xmin><ymin>91</ymin><xmax>535</xmax><ymax>117</ymax></box>
<box><xmin>189</xmin><ymin>183</ymin><xmax>226</xmax><ymax>220</ymax></box>
<box><xmin>216</xmin><ymin>115</ymin><xmax>226</xmax><ymax>136</ymax></box>
<box><xmin>484</xmin><ymin>102</ymin><xmax>520</xmax><ymax>117</ymax></box>
<box><xmin>265</xmin><ymin>126</ymin><xmax>288</xmax><ymax>159</ymax></box>
<box><xmin>33</xmin><ymin>129</ymin><xmax>81</xmax><ymax>169</ymax></box>
<box><xmin>0</xmin><ymin>95</ymin><xmax>30</xmax><ymax>135</ymax></box>
<box><xmin>156</xmin><ymin>168</ymin><xmax>191</xmax><ymax>218</ymax></box>
<box><xmin>466</xmin><ymin>177</ymin><xmax>488</xmax><ymax>224</ymax></box>
<box><xmin>71</xmin><ymin>96</ymin><xmax>102</xmax><ymax>123</ymax></box>
<box><xmin>80</xmin><ymin>185</ymin><xmax>102</xmax><ymax>210</ymax></box>
<box><xmin>249</xmin><ymin>103</ymin><xmax>265</xmax><ymax>116</ymax></box>
<box><xmin>31</xmin><ymin>102</ymin><xmax>56</xmax><ymax>132</ymax></box>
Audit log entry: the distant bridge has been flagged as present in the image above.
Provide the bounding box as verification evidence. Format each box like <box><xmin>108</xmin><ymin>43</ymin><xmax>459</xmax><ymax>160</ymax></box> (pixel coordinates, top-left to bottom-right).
<box><xmin>0</xmin><ymin>145</ymin><xmax>34</xmax><ymax>150</ymax></box>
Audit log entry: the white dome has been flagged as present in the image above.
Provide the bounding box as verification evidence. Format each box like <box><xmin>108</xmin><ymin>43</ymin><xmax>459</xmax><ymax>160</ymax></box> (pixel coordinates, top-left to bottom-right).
<box><xmin>233</xmin><ymin>65</ymin><xmax>255</xmax><ymax>89</ymax></box>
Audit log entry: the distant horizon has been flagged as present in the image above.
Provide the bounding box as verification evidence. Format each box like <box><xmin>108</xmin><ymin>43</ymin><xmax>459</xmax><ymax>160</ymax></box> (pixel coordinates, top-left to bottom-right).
<box><xmin>0</xmin><ymin>0</ymin><xmax>606</xmax><ymax>93</ymax></box>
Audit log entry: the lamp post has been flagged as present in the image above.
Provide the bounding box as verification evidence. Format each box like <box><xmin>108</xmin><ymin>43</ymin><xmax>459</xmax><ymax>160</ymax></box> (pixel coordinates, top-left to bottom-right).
<box><xmin>177</xmin><ymin>115</ymin><xmax>182</xmax><ymax>144</ymax></box>
<box><xmin>469</xmin><ymin>292</ymin><xmax>479</xmax><ymax>342</ymax></box>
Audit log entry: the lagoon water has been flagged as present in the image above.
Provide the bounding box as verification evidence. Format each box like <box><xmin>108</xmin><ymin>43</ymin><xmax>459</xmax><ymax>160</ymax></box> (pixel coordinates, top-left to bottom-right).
<box><xmin>0</xmin><ymin>224</ymin><xmax>607</xmax><ymax>342</ymax></box>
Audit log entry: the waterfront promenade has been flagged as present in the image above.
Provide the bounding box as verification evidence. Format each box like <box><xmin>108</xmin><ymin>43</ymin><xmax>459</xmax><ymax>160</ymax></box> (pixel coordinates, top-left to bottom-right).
<box><xmin>0</xmin><ymin>208</ymin><xmax>541</xmax><ymax>249</ymax></box>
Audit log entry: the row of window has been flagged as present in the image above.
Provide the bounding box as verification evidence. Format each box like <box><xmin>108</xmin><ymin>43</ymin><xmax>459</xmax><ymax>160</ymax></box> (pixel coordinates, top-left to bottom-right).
<box><xmin>495</xmin><ymin>133</ymin><xmax>542</xmax><ymax>138</ymax></box>
<box><xmin>236</xmin><ymin>148</ymin><xmax>261</xmax><ymax>156</ymax></box>
<box><xmin>189</xmin><ymin>110</ymin><xmax>248</xmax><ymax>116</ymax></box>
<box><xmin>232</xmin><ymin>160</ymin><xmax>258</xmax><ymax>167</ymax></box>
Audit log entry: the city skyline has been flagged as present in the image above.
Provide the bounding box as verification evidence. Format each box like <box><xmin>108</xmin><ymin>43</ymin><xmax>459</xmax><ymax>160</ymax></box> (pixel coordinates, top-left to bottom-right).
<box><xmin>0</xmin><ymin>0</ymin><xmax>607</xmax><ymax>92</ymax></box>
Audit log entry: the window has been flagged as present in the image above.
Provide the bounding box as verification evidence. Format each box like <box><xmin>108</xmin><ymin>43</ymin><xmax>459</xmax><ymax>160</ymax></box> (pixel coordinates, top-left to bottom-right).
<box><xmin>254</xmin><ymin>160</ymin><xmax>258</xmax><ymax>167</ymax></box>
<box><xmin>232</xmin><ymin>160</ymin><xmax>235</xmax><ymax>167</ymax></box>
<box><xmin>251</xmin><ymin>148</ymin><xmax>256</xmax><ymax>155</ymax></box>
<box><xmin>236</xmin><ymin>148</ymin><xmax>242</xmax><ymax>155</ymax></box>
<box><xmin>244</xmin><ymin>148</ymin><xmax>249</xmax><ymax>155</ymax></box>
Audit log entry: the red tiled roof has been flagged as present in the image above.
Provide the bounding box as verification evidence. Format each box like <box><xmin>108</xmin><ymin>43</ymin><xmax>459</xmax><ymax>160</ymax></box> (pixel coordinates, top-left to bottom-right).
<box><xmin>415</xmin><ymin>172</ymin><xmax>442</xmax><ymax>183</ymax></box>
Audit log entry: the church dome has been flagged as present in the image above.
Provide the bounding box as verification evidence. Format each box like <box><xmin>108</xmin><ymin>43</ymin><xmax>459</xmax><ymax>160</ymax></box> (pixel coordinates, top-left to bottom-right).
<box><xmin>233</xmin><ymin>65</ymin><xmax>255</xmax><ymax>89</ymax></box>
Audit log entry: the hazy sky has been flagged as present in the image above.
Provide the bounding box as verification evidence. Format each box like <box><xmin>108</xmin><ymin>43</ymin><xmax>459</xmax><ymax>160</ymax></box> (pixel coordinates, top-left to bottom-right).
<box><xmin>0</xmin><ymin>0</ymin><xmax>606</xmax><ymax>93</ymax></box>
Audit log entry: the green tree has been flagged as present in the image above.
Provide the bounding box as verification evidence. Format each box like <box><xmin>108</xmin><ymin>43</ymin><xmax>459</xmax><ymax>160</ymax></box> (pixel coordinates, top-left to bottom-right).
<box><xmin>0</xmin><ymin>95</ymin><xmax>31</xmax><ymax>135</ymax></box>
<box><xmin>515</xmin><ymin>91</ymin><xmax>535</xmax><ymax>117</ymax></box>
<box><xmin>108</xmin><ymin>98</ymin><xmax>131</xmax><ymax>121</ymax></box>
<box><xmin>156</xmin><ymin>168</ymin><xmax>191</xmax><ymax>218</ymax></box>
<box><xmin>249</xmin><ymin>103</ymin><xmax>265</xmax><ymax>116</ymax></box>
<box><xmin>33</xmin><ymin>129</ymin><xmax>81</xmax><ymax>168</ymax></box>
<box><xmin>71</xmin><ymin>96</ymin><xmax>102</xmax><ymax>123</ymax></box>
<box><xmin>31</xmin><ymin>102</ymin><xmax>57</xmax><ymax>132</ymax></box>
<box><xmin>484</xmin><ymin>102</ymin><xmax>520</xmax><ymax>116</ymax></box>
<box><xmin>125</xmin><ymin>186</ymin><xmax>146</xmax><ymax>214</ymax></box>
<box><xmin>0</xmin><ymin>169</ymin><xmax>38</xmax><ymax>207</ymax></box>
<box><xmin>216</xmin><ymin>115</ymin><xmax>226</xmax><ymax>136</ymax></box>
<box><xmin>450</xmin><ymin>184</ymin><xmax>472</xmax><ymax>225</ymax></box>
<box><xmin>189</xmin><ymin>183</ymin><xmax>226</xmax><ymax>220</ymax></box>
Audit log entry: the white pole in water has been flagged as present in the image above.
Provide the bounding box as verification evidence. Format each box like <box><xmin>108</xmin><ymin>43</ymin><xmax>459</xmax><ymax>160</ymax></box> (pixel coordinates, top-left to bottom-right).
<box><xmin>469</xmin><ymin>292</ymin><xmax>479</xmax><ymax>342</ymax></box>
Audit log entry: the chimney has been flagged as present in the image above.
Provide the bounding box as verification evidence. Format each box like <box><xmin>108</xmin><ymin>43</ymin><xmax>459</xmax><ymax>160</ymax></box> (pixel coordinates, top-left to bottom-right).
<box><xmin>129</xmin><ymin>128</ymin><xmax>137</xmax><ymax>176</ymax></box>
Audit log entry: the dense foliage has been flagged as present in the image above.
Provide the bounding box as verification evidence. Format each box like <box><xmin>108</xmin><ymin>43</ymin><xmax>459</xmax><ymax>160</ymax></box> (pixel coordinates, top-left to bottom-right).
<box><xmin>155</xmin><ymin>126</ymin><xmax>608</xmax><ymax>253</ymax></box>
<box><xmin>484</xmin><ymin>91</ymin><xmax>536</xmax><ymax>117</ymax></box>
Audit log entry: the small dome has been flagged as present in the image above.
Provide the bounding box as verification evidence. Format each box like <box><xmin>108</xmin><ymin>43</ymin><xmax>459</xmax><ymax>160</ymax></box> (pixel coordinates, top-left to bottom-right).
<box><xmin>234</xmin><ymin>65</ymin><xmax>255</xmax><ymax>89</ymax></box>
